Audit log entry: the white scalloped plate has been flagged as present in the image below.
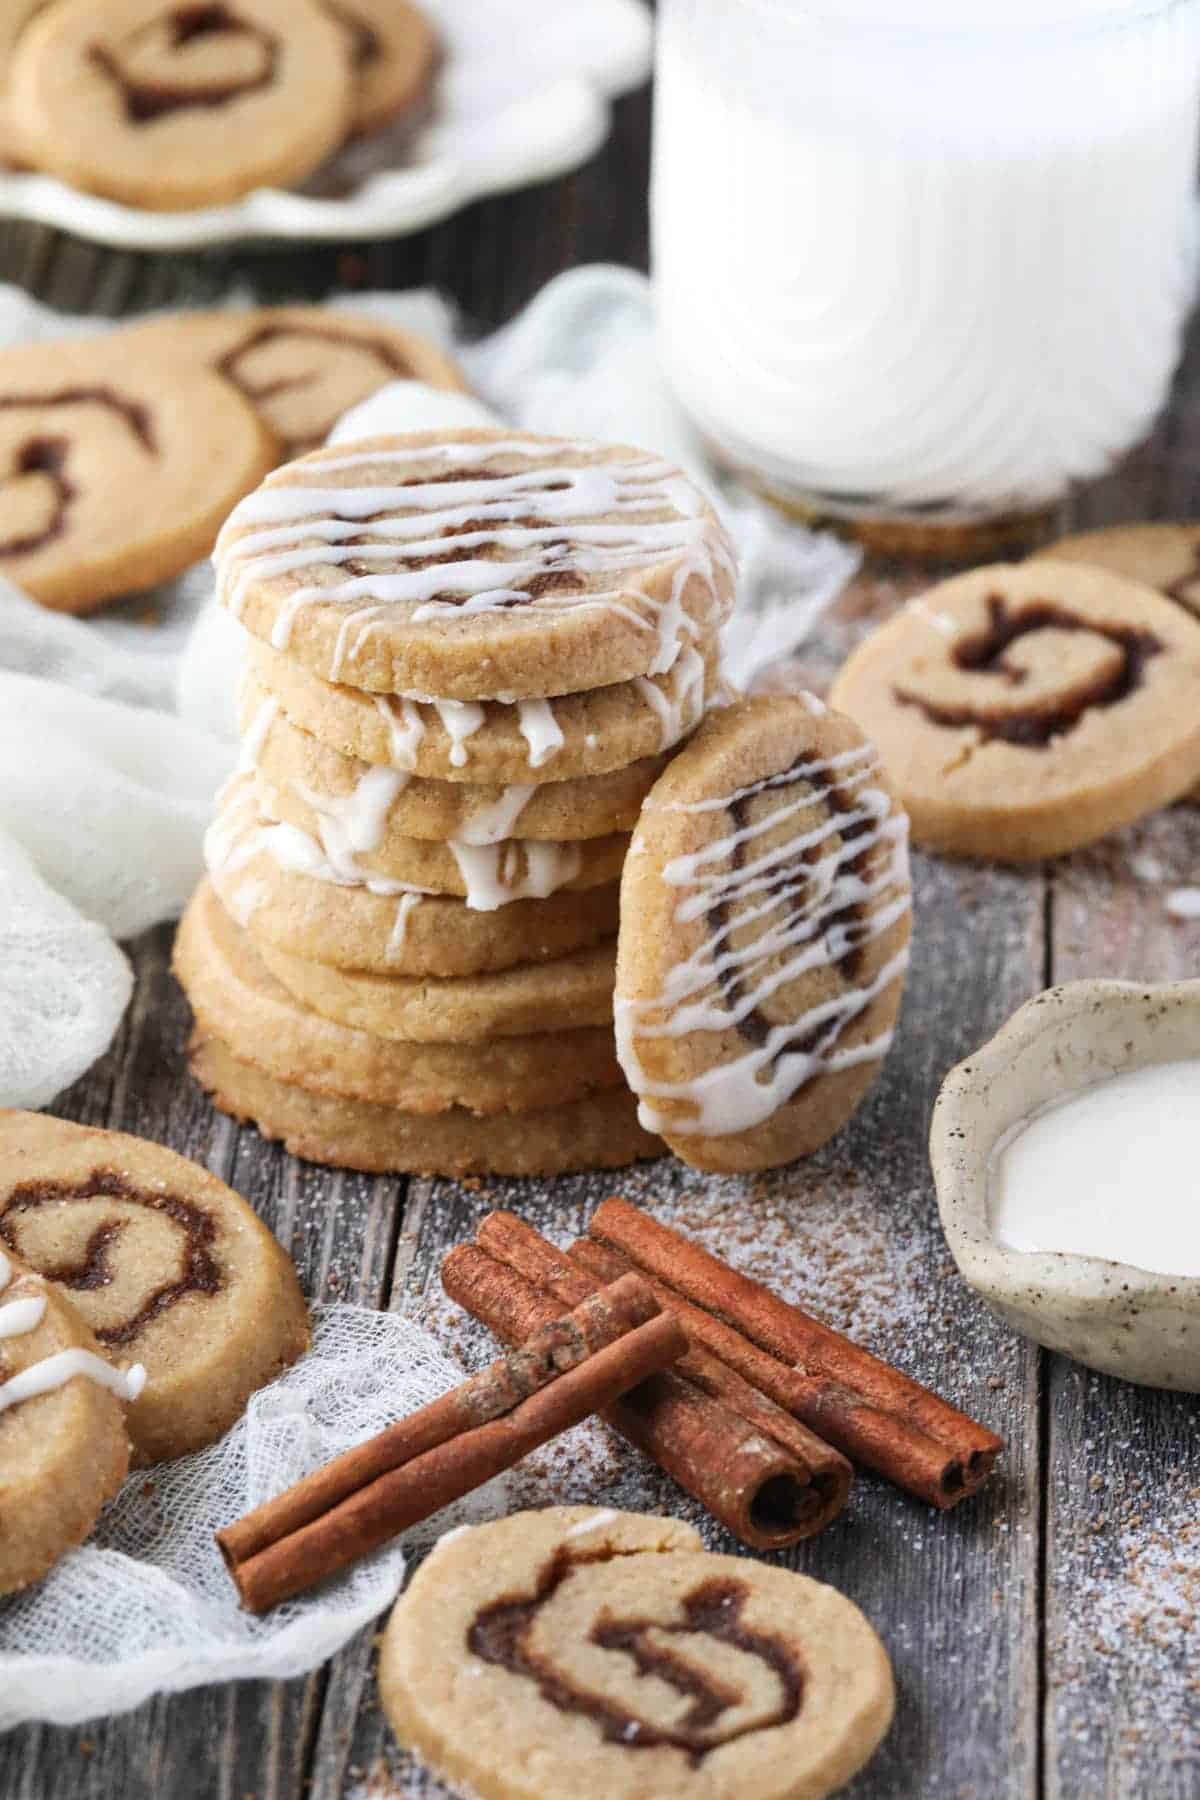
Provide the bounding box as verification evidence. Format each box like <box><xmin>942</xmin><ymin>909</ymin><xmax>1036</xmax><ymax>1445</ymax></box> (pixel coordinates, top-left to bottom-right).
<box><xmin>0</xmin><ymin>0</ymin><xmax>653</xmax><ymax>251</ymax></box>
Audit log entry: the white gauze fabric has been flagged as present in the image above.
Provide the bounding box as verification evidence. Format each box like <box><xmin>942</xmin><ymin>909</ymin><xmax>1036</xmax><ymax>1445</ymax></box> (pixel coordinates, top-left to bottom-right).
<box><xmin>0</xmin><ymin>268</ymin><xmax>857</xmax><ymax>1112</ymax></box>
<box><xmin>0</xmin><ymin>1305</ymin><xmax>510</xmax><ymax>1729</ymax></box>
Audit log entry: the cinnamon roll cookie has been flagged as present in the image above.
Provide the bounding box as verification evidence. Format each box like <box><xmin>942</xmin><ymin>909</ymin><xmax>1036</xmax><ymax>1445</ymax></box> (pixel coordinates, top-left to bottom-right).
<box><xmin>378</xmin><ymin>1506</ymin><xmax>895</xmax><ymax>1800</ymax></box>
<box><xmin>1032</xmin><ymin>522</ymin><xmax>1200</xmax><ymax>617</ymax></box>
<box><xmin>0</xmin><ymin>1249</ymin><xmax>137</xmax><ymax>1594</ymax></box>
<box><xmin>615</xmin><ymin>695</ymin><xmax>912</xmax><ymax>1174</ymax></box>
<box><xmin>830</xmin><ymin>562</ymin><xmax>1200</xmax><ymax>860</ymax></box>
<box><xmin>175</xmin><ymin>882</ymin><xmax>625</xmax><ymax>1115</ymax></box>
<box><xmin>122</xmin><ymin>306</ymin><xmax>467</xmax><ymax>462</ymax></box>
<box><xmin>321</xmin><ymin>0</ymin><xmax>437</xmax><ymax>137</ymax></box>
<box><xmin>8</xmin><ymin>0</ymin><xmax>353</xmax><ymax>210</ymax></box>
<box><xmin>190</xmin><ymin>1036</ymin><xmax>660</xmax><ymax>1178</ymax></box>
<box><xmin>0</xmin><ymin>335</ymin><xmax>273</xmax><ymax>612</ymax></box>
<box><xmin>215</xmin><ymin>430</ymin><xmax>736</xmax><ymax>698</ymax></box>
<box><xmin>0</xmin><ymin>1110</ymin><xmax>309</xmax><ymax>1464</ymax></box>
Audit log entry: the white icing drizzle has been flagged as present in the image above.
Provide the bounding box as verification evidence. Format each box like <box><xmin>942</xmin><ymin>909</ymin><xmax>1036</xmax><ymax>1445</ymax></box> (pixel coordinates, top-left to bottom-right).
<box><xmin>615</xmin><ymin>742</ymin><xmax>911</xmax><ymax>1138</ymax></box>
<box><xmin>448</xmin><ymin>841</ymin><xmax>583</xmax><ymax>913</ymax></box>
<box><xmin>633</xmin><ymin>640</ymin><xmax>707</xmax><ymax>751</ymax></box>
<box><xmin>455</xmin><ymin>786</ymin><xmax>536</xmax><ymax>846</ymax></box>
<box><xmin>215</xmin><ymin>437</ymin><xmax>733</xmax><ymax>682</ymax></box>
<box><xmin>386</xmin><ymin>892</ymin><xmax>422</xmax><ymax>960</ymax></box>
<box><xmin>0</xmin><ymin>1250</ymin><xmax>146</xmax><ymax>1417</ymax></box>
<box><xmin>292</xmin><ymin>766</ymin><xmax>409</xmax><ymax>862</ymax></box>
<box><xmin>565</xmin><ymin>1508</ymin><xmax>619</xmax><ymax>1538</ymax></box>
<box><xmin>236</xmin><ymin>694</ymin><xmax>281</xmax><ymax>775</ymax></box>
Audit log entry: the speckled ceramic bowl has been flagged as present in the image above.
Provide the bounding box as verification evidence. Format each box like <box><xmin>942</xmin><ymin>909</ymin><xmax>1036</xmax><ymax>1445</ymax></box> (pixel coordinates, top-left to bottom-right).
<box><xmin>931</xmin><ymin>979</ymin><xmax>1200</xmax><ymax>1391</ymax></box>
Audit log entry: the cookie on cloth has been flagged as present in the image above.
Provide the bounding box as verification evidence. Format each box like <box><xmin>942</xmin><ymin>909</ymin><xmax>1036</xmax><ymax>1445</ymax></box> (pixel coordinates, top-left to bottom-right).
<box><xmin>615</xmin><ymin>695</ymin><xmax>912</xmax><ymax>1175</ymax></box>
<box><xmin>1032</xmin><ymin>522</ymin><xmax>1200</xmax><ymax>618</ymax></box>
<box><xmin>8</xmin><ymin>0</ymin><xmax>352</xmax><ymax>211</ymax></box>
<box><xmin>122</xmin><ymin>306</ymin><xmax>467</xmax><ymax>461</ymax></box>
<box><xmin>174</xmin><ymin>882</ymin><xmax>625</xmax><ymax>1115</ymax></box>
<box><xmin>244</xmin><ymin>677</ymin><xmax>670</xmax><ymax>842</ymax></box>
<box><xmin>215</xmin><ymin>429</ymin><xmax>736</xmax><ymax>698</ymax></box>
<box><xmin>321</xmin><ymin>0</ymin><xmax>437</xmax><ymax>137</ymax></box>
<box><xmin>0</xmin><ymin>334</ymin><xmax>273</xmax><ymax>612</ymax></box>
<box><xmin>255</xmin><ymin>935</ymin><xmax>616</xmax><ymax>1044</ymax></box>
<box><xmin>190</xmin><ymin>1035</ymin><xmax>661</xmax><ymax>1177</ymax></box>
<box><xmin>0</xmin><ymin>1109</ymin><xmax>309</xmax><ymax>1464</ymax></box>
<box><xmin>0</xmin><ymin>1249</ymin><xmax>134</xmax><ymax>1594</ymax></box>
<box><xmin>378</xmin><ymin>1505</ymin><xmax>895</xmax><ymax>1800</ymax></box>
<box><xmin>243</xmin><ymin>634</ymin><xmax>716</xmax><ymax>784</ymax></box>
<box><xmin>829</xmin><ymin>562</ymin><xmax>1200</xmax><ymax>860</ymax></box>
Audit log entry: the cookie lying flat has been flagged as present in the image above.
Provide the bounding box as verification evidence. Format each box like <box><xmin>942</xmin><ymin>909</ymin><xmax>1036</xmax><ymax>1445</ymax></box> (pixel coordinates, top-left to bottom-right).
<box><xmin>210</xmin><ymin>771</ymin><xmax>623</xmax><ymax>917</ymax></box>
<box><xmin>243</xmin><ymin>635</ymin><xmax>715</xmax><ymax>784</ymax></box>
<box><xmin>1032</xmin><ymin>523</ymin><xmax>1200</xmax><ymax>618</ymax></box>
<box><xmin>829</xmin><ymin>562</ymin><xmax>1200</xmax><ymax>861</ymax></box>
<box><xmin>0</xmin><ymin>335</ymin><xmax>273</xmax><ymax>612</ymax></box>
<box><xmin>321</xmin><ymin>0</ymin><xmax>436</xmax><ymax>137</ymax></box>
<box><xmin>175</xmin><ymin>882</ymin><xmax>625</xmax><ymax>1115</ymax></box>
<box><xmin>123</xmin><ymin>306</ymin><xmax>467</xmax><ymax>461</ymax></box>
<box><xmin>379</xmin><ymin>1506</ymin><xmax>895</xmax><ymax>1800</ymax></box>
<box><xmin>257</xmin><ymin>935</ymin><xmax>616</xmax><ymax>1044</ymax></box>
<box><xmin>215</xmin><ymin>429</ymin><xmax>736</xmax><ymax>698</ymax></box>
<box><xmin>9</xmin><ymin>0</ymin><xmax>352</xmax><ymax>211</ymax></box>
<box><xmin>0</xmin><ymin>1110</ymin><xmax>308</xmax><ymax>1464</ymax></box>
<box><xmin>245</xmin><ymin>677</ymin><xmax>669</xmax><ymax>841</ymax></box>
<box><xmin>615</xmin><ymin>695</ymin><xmax>912</xmax><ymax>1174</ymax></box>
<box><xmin>190</xmin><ymin>1034</ymin><xmax>661</xmax><ymax>1177</ymax></box>
<box><xmin>0</xmin><ymin>1249</ymin><xmax>136</xmax><ymax>1594</ymax></box>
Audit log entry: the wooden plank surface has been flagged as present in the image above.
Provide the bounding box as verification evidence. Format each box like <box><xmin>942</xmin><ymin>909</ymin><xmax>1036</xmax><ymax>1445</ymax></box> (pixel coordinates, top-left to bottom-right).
<box><xmin>2</xmin><ymin>60</ymin><xmax>1199</xmax><ymax>1800</ymax></box>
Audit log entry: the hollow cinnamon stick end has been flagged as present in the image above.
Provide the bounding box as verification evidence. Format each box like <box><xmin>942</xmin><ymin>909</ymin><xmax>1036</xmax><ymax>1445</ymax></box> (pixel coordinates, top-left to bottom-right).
<box><xmin>928</xmin><ymin>1440</ymin><xmax>1006</xmax><ymax>1511</ymax></box>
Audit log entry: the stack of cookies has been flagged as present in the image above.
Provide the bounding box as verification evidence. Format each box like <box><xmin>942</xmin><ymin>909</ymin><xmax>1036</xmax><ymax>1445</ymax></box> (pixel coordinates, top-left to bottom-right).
<box><xmin>175</xmin><ymin>428</ymin><xmax>737</xmax><ymax>1177</ymax></box>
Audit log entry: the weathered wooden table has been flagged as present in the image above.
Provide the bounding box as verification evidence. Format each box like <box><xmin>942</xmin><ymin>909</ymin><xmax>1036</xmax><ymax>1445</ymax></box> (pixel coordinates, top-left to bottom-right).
<box><xmin>1</xmin><ymin>70</ymin><xmax>1198</xmax><ymax>1800</ymax></box>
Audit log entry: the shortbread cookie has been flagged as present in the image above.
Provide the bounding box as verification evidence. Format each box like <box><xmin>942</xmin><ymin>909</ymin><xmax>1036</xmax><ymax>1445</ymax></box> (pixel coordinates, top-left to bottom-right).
<box><xmin>9</xmin><ymin>0</ymin><xmax>352</xmax><ymax>211</ymax></box>
<box><xmin>0</xmin><ymin>1249</ymin><xmax>134</xmax><ymax>1594</ymax></box>
<box><xmin>245</xmin><ymin>681</ymin><xmax>667</xmax><ymax>841</ymax></box>
<box><xmin>244</xmin><ymin>635</ymin><xmax>715</xmax><ymax>783</ymax></box>
<box><xmin>829</xmin><ymin>563</ymin><xmax>1200</xmax><ymax>861</ymax></box>
<box><xmin>122</xmin><ymin>306</ymin><xmax>467</xmax><ymax>461</ymax></box>
<box><xmin>210</xmin><ymin>771</ymin><xmax>624</xmax><ymax>915</ymax></box>
<box><xmin>1032</xmin><ymin>523</ymin><xmax>1200</xmax><ymax>618</ymax></box>
<box><xmin>615</xmin><ymin>696</ymin><xmax>912</xmax><ymax>1174</ymax></box>
<box><xmin>190</xmin><ymin>1034</ymin><xmax>661</xmax><ymax>1176</ymax></box>
<box><xmin>175</xmin><ymin>883</ymin><xmax>624</xmax><ymax>1114</ymax></box>
<box><xmin>322</xmin><ymin>0</ymin><xmax>436</xmax><ymax>137</ymax></box>
<box><xmin>0</xmin><ymin>336</ymin><xmax>274</xmax><ymax>613</ymax></box>
<box><xmin>0</xmin><ymin>2</ymin><xmax>43</xmax><ymax>84</ymax></box>
<box><xmin>215</xmin><ymin>429</ymin><xmax>736</xmax><ymax>698</ymax></box>
<box><xmin>379</xmin><ymin>1505</ymin><xmax>895</xmax><ymax>1800</ymax></box>
<box><xmin>257</xmin><ymin>935</ymin><xmax>616</xmax><ymax>1043</ymax></box>
<box><xmin>0</xmin><ymin>1110</ymin><xmax>308</xmax><ymax>1465</ymax></box>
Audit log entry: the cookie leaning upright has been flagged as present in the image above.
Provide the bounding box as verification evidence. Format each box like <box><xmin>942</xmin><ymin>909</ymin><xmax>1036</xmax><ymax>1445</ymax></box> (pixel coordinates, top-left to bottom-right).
<box><xmin>830</xmin><ymin>561</ymin><xmax>1200</xmax><ymax>861</ymax></box>
<box><xmin>615</xmin><ymin>694</ymin><xmax>912</xmax><ymax>1174</ymax></box>
<box><xmin>213</xmin><ymin>428</ymin><xmax>736</xmax><ymax>697</ymax></box>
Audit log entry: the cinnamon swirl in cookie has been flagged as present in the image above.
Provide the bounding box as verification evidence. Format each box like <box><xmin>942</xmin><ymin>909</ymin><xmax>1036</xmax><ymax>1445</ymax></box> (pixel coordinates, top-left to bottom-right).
<box><xmin>0</xmin><ymin>1249</ymin><xmax>137</xmax><ymax>1593</ymax></box>
<box><xmin>215</xmin><ymin>430</ymin><xmax>736</xmax><ymax>698</ymax></box>
<box><xmin>0</xmin><ymin>1111</ymin><xmax>308</xmax><ymax>1464</ymax></box>
<box><xmin>830</xmin><ymin>562</ymin><xmax>1200</xmax><ymax>860</ymax></box>
<box><xmin>615</xmin><ymin>695</ymin><xmax>912</xmax><ymax>1174</ymax></box>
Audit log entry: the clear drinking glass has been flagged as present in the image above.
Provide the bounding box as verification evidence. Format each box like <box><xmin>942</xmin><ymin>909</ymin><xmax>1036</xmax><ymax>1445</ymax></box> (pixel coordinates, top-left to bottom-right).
<box><xmin>652</xmin><ymin>0</ymin><xmax>1200</xmax><ymax>556</ymax></box>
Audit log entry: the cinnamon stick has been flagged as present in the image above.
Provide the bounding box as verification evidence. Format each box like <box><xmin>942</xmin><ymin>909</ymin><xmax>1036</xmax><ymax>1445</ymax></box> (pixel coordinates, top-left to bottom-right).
<box><xmin>447</xmin><ymin>1228</ymin><xmax>851</xmax><ymax>1546</ymax></box>
<box><xmin>589</xmin><ymin>1197</ymin><xmax>1003</xmax><ymax>1508</ymax></box>
<box><xmin>220</xmin><ymin>1274</ymin><xmax>685</xmax><ymax>1612</ymax></box>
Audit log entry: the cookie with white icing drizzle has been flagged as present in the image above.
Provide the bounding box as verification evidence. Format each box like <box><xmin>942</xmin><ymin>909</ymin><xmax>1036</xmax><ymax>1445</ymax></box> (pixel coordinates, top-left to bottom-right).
<box><xmin>615</xmin><ymin>695</ymin><xmax>912</xmax><ymax>1174</ymax></box>
<box><xmin>175</xmin><ymin>883</ymin><xmax>626</xmax><ymax>1115</ymax></box>
<box><xmin>829</xmin><ymin>562</ymin><xmax>1200</xmax><ymax>861</ymax></box>
<box><xmin>242</xmin><ymin>633</ymin><xmax>717</xmax><ymax>783</ymax></box>
<box><xmin>320</xmin><ymin>0</ymin><xmax>436</xmax><ymax>137</ymax></box>
<box><xmin>244</xmin><ymin>676</ymin><xmax>670</xmax><ymax>842</ymax></box>
<box><xmin>0</xmin><ymin>334</ymin><xmax>274</xmax><ymax>613</ymax></box>
<box><xmin>0</xmin><ymin>1248</ymin><xmax>136</xmax><ymax>1594</ymax></box>
<box><xmin>0</xmin><ymin>1110</ymin><xmax>308</xmax><ymax>1465</ymax></box>
<box><xmin>378</xmin><ymin>1506</ymin><xmax>895</xmax><ymax>1800</ymax></box>
<box><xmin>209</xmin><ymin>770</ymin><xmax>624</xmax><ymax>915</ymax></box>
<box><xmin>8</xmin><ymin>0</ymin><xmax>353</xmax><ymax>211</ymax></box>
<box><xmin>215</xmin><ymin>429</ymin><xmax>736</xmax><ymax>698</ymax></box>
<box><xmin>189</xmin><ymin>1034</ymin><xmax>660</xmax><ymax>1177</ymax></box>
<box><xmin>121</xmin><ymin>306</ymin><xmax>467</xmax><ymax>462</ymax></box>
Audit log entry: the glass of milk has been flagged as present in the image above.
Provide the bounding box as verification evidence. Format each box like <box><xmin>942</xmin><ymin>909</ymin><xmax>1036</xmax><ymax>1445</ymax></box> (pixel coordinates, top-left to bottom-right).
<box><xmin>652</xmin><ymin>0</ymin><xmax>1200</xmax><ymax>554</ymax></box>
